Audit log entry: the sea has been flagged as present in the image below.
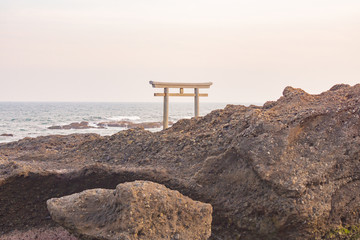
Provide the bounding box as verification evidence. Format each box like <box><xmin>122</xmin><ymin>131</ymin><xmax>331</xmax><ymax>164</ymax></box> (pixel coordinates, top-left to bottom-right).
<box><xmin>0</xmin><ymin>102</ymin><xmax>246</xmax><ymax>144</ymax></box>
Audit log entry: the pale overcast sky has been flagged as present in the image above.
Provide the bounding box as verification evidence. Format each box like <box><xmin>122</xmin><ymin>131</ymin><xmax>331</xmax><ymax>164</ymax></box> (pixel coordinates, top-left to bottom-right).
<box><xmin>1</xmin><ymin>0</ymin><xmax>359</xmax><ymax>103</ymax></box>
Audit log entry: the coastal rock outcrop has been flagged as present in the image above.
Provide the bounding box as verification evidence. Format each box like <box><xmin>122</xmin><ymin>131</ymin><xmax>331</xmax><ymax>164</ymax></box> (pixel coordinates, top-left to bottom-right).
<box><xmin>48</xmin><ymin>121</ymin><xmax>99</xmax><ymax>130</ymax></box>
<box><xmin>47</xmin><ymin>180</ymin><xmax>212</xmax><ymax>240</ymax></box>
<box><xmin>48</xmin><ymin>121</ymin><xmax>172</xmax><ymax>130</ymax></box>
<box><xmin>2</xmin><ymin>83</ymin><xmax>360</xmax><ymax>239</ymax></box>
<box><xmin>0</xmin><ymin>133</ymin><xmax>13</xmax><ymax>137</ymax></box>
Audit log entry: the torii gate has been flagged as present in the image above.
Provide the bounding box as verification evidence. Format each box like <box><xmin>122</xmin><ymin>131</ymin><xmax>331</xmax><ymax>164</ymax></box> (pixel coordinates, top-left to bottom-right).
<box><xmin>149</xmin><ymin>81</ymin><xmax>213</xmax><ymax>129</ymax></box>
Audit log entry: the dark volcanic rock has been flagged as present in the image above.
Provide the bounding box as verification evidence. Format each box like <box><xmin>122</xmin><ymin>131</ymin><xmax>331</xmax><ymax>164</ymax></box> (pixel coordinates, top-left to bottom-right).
<box><xmin>0</xmin><ymin>227</ymin><xmax>77</xmax><ymax>240</ymax></box>
<box><xmin>1</xmin><ymin>134</ymin><xmax>13</xmax><ymax>137</ymax></box>
<box><xmin>48</xmin><ymin>121</ymin><xmax>101</xmax><ymax>130</ymax></box>
<box><xmin>2</xmin><ymin>83</ymin><xmax>360</xmax><ymax>239</ymax></box>
<box><xmin>47</xmin><ymin>180</ymin><xmax>212</xmax><ymax>240</ymax></box>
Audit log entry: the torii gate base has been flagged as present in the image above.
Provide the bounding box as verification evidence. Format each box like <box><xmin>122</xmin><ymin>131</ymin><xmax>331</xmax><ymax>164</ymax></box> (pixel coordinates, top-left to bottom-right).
<box><xmin>149</xmin><ymin>81</ymin><xmax>213</xmax><ymax>129</ymax></box>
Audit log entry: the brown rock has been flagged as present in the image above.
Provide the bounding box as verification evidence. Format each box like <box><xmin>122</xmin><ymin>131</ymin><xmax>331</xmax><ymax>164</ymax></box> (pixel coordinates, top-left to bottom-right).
<box><xmin>47</xmin><ymin>125</ymin><xmax>62</xmax><ymax>129</ymax></box>
<box><xmin>48</xmin><ymin>121</ymin><xmax>98</xmax><ymax>130</ymax></box>
<box><xmin>47</xmin><ymin>121</ymin><xmax>170</xmax><ymax>130</ymax></box>
<box><xmin>4</xmin><ymin>83</ymin><xmax>360</xmax><ymax>239</ymax></box>
<box><xmin>47</xmin><ymin>180</ymin><xmax>212</xmax><ymax>240</ymax></box>
<box><xmin>0</xmin><ymin>227</ymin><xmax>77</xmax><ymax>240</ymax></box>
<box><xmin>0</xmin><ymin>134</ymin><xmax>13</xmax><ymax>137</ymax></box>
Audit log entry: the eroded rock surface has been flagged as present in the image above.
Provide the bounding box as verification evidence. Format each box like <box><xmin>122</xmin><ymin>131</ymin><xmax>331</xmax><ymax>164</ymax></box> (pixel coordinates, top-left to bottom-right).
<box><xmin>2</xmin><ymin>84</ymin><xmax>360</xmax><ymax>239</ymax></box>
<box><xmin>47</xmin><ymin>180</ymin><xmax>212</xmax><ymax>240</ymax></box>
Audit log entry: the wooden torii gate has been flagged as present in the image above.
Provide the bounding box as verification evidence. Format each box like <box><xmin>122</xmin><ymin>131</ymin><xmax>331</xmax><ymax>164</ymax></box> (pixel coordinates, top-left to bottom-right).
<box><xmin>149</xmin><ymin>81</ymin><xmax>213</xmax><ymax>129</ymax></box>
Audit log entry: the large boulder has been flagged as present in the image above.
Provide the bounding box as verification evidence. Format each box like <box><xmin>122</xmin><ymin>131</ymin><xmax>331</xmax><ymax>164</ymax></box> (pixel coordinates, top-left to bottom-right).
<box><xmin>47</xmin><ymin>180</ymin><xmax>212</xmax><ymax>240</ymax></box>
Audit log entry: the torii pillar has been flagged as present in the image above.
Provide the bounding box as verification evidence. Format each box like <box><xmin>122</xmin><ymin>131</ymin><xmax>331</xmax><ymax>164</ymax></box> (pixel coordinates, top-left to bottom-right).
<box><xmin>149</xmin><ymin>81</ymin><xmax>213</xmax><ymax>129</ymax></box>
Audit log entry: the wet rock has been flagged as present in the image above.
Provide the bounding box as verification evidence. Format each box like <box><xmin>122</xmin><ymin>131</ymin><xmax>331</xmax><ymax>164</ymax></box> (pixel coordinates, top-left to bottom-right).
<box><xmin>47</xmin><ymin>126</ymin><xmax>62</xmax><ymax>129</ymax></box>
<box><xmin>47</xmin><ymin>180</ymin><xmax>212</xmax><ymax>240</ymax></box>
<box><xmin>1</xmin><ymin>134</ymin><xmax>13</xmax><ymax>137</ymax></box>
<box><xmin>48</xmin><ymin>121</ymin><xmax>101</xmax><ymax>130</ymax></box>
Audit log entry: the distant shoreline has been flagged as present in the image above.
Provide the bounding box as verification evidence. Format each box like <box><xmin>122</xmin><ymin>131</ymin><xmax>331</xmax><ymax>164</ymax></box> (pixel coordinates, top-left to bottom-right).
<box><xmin>0</xmin><ymin>102</ymin><xmax>242</xmax><ymax>144</ymax></box>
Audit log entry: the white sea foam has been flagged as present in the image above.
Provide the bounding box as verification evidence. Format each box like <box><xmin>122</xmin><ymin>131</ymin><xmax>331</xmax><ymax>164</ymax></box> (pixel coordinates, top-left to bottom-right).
<box><xmin>88</xmin><ymin>122</ymin><xmax>99</xmax><ymax>128</ymax></box>
<box><xmin>107</xmin><ymin>116</ymin><xmax>141</xmax><ymax>121</ymax></box>
<box><xmin>179</xmin><ymin>116</ymin><xmax>192</xmax><ymax>119</ymax></box>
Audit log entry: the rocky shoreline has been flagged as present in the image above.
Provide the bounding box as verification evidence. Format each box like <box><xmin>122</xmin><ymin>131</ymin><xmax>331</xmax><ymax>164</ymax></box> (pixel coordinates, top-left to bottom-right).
<box><xmin>2</xmin><ymin>84</ymin><xmax>360</xmax><ymax>239</ymax></box>
<box><xmin>48</xmin><ymin>120</ymin><xmax>173</xmax><ymax>130</ymax></box>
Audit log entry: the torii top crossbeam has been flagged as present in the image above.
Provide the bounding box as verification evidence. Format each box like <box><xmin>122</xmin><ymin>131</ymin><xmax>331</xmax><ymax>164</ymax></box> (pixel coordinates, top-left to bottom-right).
<box><xmin>149</xmin><ymin>81</ymin><xmax>213</xmax><ymax>89</ymax></box>
<box><xmin>149</xmin><ymin>81</ymin><xmax>213</xmax><ymax>129</ymax></box>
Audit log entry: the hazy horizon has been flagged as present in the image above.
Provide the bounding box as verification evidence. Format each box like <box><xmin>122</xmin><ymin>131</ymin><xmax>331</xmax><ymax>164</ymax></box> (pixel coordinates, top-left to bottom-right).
<box><xmin>1</xmin><ymin>0</ymin><xmax>359</xmax><ymax>103</ymax></box>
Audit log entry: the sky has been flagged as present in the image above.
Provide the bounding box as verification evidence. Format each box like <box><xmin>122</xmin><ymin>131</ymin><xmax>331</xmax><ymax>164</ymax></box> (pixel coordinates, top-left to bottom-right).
<box><xmin>1</xmin><ymin>0</ymin><xmax>359</xmax><ymax>103</ymax></box>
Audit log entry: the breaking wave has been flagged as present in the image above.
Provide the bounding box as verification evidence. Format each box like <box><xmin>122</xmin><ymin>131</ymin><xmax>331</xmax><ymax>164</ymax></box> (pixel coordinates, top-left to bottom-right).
<box><xmin>107</xmin><ymin>116</ymin><xmax>141</xmax><ymax>121</ymax></box>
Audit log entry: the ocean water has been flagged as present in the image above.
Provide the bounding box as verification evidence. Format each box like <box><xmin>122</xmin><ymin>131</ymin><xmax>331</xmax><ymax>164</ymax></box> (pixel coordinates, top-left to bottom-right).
<box><xmin>0</xmin><ymin>102</ymin><xmax>234</xmax><ymax>143</ymax></box>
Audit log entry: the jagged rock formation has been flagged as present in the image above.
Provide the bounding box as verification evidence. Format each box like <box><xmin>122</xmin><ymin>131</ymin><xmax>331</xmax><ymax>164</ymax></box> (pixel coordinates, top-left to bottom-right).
<box><xmin>2</xmin><ymin>84</ymin><xmax>360</xmax><ymax>239</ymax></box>
<box><xmin>47</xmin><ymin>180</ymin><xmax>212</xmax><ymax>240</ymax></box>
